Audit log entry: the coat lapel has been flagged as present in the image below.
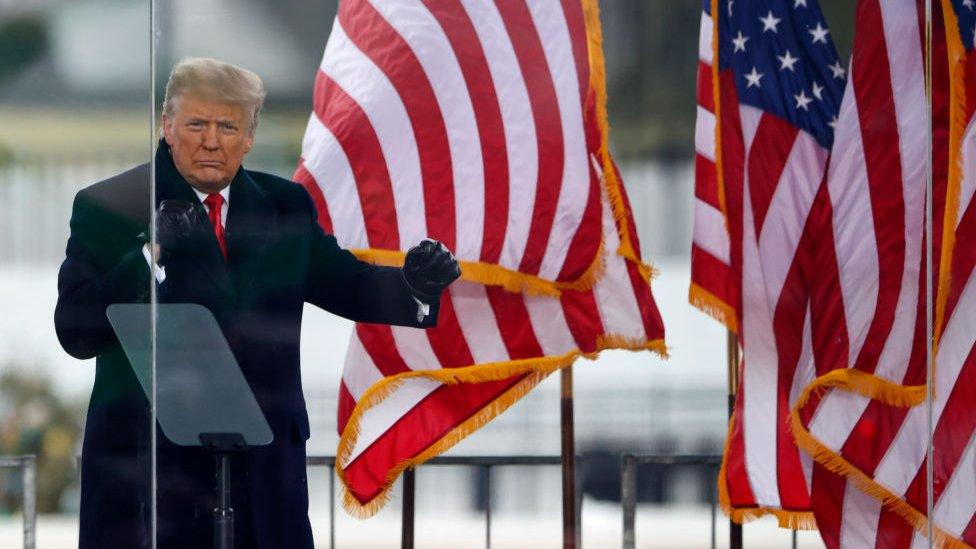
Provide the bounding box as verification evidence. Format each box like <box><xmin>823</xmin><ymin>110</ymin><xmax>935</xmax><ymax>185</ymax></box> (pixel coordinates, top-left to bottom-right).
<box><xmin>225</xmin><ymin>169</ymin><xmax>275</xmax><ymax>301</ymax></box>
<box><xmin>154</xmin><ymin>143</ymin><xmax>238</xmax><ymax>305</ymax></box>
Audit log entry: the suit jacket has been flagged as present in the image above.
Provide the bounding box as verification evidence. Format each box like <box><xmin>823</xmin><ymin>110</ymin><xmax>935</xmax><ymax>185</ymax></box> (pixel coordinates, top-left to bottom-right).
<box><xmin>55</xmin><ymin>142</ymin><xmax>439</xmax><ymax>549</ymax></box>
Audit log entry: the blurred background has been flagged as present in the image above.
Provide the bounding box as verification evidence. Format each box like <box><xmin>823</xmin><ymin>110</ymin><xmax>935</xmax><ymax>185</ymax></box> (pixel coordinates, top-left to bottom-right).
<box><xmin>0</xmin><ymin>0</ymin><xmax>854</xmax><ymax>547</ymax></box>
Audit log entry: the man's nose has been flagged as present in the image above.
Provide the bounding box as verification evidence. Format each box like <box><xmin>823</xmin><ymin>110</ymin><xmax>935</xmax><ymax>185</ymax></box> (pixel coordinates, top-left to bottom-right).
<box><xmin>202</xmin><ymin>125</ymin><xmax>220</xmax><ymax>150</ymax></box>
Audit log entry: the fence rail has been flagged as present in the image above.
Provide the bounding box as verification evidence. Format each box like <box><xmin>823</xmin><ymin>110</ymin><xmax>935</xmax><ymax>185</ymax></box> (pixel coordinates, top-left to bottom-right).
<box><xmin>620</xmin><ymin>453</ymin><xmax>799</xmax><ymax>549</ymax></box>
<box><xmin>305</xmin><ymin>454</ymin><xmax>564</xmax><ymax>549</ymax></box>
<box><xmin>0</xmin><ymin>455</ymin><xmax>36</xmax><ymax>549</ymax></box>
<box><xmin>315</xmin><ymin>454</ymin><xmax>734</xmax><ymax>549</ymax></box>
<box><xmin>12</xmin><ymin>453</ymin><xmax>770</xmax><ymax>549</ymax></box>
<box><xmin>621</xmin><ymin>454</ymin><xmax>721</xmax><ymax>549</ymax></box>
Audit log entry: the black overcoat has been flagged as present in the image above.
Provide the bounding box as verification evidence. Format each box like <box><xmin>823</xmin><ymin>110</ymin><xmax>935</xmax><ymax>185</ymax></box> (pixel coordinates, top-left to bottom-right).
<box><xmin>54</xmin><ymin>142</ymin><xmax>438</xmax><ymax>548</ymax></box>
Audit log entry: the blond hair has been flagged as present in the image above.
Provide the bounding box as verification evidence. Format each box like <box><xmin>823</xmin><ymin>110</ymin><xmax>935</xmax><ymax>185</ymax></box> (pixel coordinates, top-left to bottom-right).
<box><xmin>162</xmin><ymin>57</ymin><xmax>266</xmax><ymax>134</ymax></box>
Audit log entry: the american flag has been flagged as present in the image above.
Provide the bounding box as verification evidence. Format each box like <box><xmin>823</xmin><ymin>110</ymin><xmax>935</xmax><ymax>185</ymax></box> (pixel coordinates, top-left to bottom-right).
<box><xmin>789</xmin><ymin>1</ymin><xmax>976</xmax><ymax>546</ymax></box>
<box><xmin>295</xmin><ymin>0</ymin><xmax>665</xmax><ymax>516</ymax></box>
<box><xmin>692</xmin><ymin>0</ymin><xmax>845</xmax><ymax>527</ymax></box>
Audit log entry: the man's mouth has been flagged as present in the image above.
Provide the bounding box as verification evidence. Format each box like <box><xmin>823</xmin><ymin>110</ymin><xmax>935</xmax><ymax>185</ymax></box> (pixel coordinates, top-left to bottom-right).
<box><xmin>197</xmin><ymin>160</ymin><xmax>223</xmax><ymax>167</ymax></box>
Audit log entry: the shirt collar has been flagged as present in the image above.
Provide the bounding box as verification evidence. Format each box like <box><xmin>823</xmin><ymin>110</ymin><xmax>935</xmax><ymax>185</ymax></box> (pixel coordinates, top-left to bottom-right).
<box><xmin>192</xmin><ymin>185</ymin><xmax>231</xmax><ymax>206</ymax></box>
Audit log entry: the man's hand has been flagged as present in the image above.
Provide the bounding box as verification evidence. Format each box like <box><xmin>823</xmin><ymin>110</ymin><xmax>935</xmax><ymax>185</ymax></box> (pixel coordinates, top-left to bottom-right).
<box><xmin>402</xmin><ymin>239</ymin><xmax>461</xmax><ymax>299</ymax></box>
<box><xmin>155</xmin><ymin>200</ymin><xmax>196</xmax><ymax>265</ymax></box>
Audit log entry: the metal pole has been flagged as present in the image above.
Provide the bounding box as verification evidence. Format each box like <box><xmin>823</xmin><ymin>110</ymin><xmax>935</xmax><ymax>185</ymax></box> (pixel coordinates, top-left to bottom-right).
<box><xmin>576</xmin><ymin>467</ymin><xmax>583</xmax><ymax>548</ymax></box>
<box><xmin>484</xmin><ymin>465</ymin><xmax>491</xmax><ymax>549</ymax></box>
<box><xmin>560</xmin><ymin>366</ymin><xmax>577</xmax><ymax>549</ymax></box>
<box><xmin>401</xmin><ymin>468</ymin><xmax>415</xmax><ymax>549</ymax></box>
<box><xmin>792</xmin><ymin>528</ymin><xmax>798</xmax><ymax>549</ymax></box>
<box><xmin>710</xmin><ymin>493</ymin><xmax>717</xmax><ymax>549</ymax></box>
<box><xmin>727</xmin><ymin>330</ymin><xmax>743</xmax><ymax>549</ymax></box>
<box><xmin>214</xmin><ymin>454</ymin><xmax>234</xmax><ymax>549</ymax></box>
<box><xmin>923</xmin><ymin>3</ymin><xmax>935</xmax><ymax>548</ymax></box>
<box><xmin>621</xmin><ymin>454</ymin><xmax>637</xmax><ymax>549</ymax></box>
<box><xmin>22</xmin><ymin>456</ymin><xmax>35</xmax><ymax>549</ymax></box>
<box><xmin>329</xmin><ymin>469</ymin><xmax>336</xmax><ymax>549</ymax></box>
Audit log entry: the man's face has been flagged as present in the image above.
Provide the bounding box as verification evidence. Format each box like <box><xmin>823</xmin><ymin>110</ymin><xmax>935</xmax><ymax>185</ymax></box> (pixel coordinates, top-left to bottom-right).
<box><xmin>162</xmin><ymin>94</ymin><xmax>254</xmax><ymax>194</ymax></box>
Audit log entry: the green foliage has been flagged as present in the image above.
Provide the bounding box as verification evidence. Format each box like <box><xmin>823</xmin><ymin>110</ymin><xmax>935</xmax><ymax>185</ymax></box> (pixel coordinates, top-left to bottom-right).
<box><xmin>0</xmin><ymin>369</ymin><xmax>83</xmax><ymax>514</ymax></box>
<box><xmin>0</xmin><ymin>141</ymin><xmax>12</xmax><ymax>169</ymax></box>
<box><xmin>0</xmin><ymin>15</ymin><xmax>48</xmax><ymax>85</ymax></box>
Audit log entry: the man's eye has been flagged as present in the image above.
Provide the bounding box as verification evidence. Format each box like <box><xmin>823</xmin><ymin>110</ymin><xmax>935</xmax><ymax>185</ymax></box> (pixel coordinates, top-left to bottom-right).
<box><xmin>220</xmin><ymin>125</ymin><xmax>238</xmax><ymax>133</ymax></box>
<box><xmin>187</xmin><ymin>122</ymin><xmax>204</xmax><ymax>129</ymax></box>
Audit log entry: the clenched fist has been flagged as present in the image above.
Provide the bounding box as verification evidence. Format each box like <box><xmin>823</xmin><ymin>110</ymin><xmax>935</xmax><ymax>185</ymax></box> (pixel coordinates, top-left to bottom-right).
<box><xmin>401</xmin><ymin>239</ymin><xmax>461</xmax><ymax>299</ymax></box>
<box><xmin>155</xmin><ymin>199</ymin><xmax>197</xmax><ymax>265</ymax></box>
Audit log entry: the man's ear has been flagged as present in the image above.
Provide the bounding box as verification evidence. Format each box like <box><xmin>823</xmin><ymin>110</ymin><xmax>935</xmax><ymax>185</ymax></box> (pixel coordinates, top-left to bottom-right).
<box><xmin>161</xmin><ymin>115</ymin><xmax>174</xmax><ymax>145</ymax></box>
<box><xmin>243</xmin><ymin>132</ymin><xmax>255</xmax><ymax>155</ymax></box>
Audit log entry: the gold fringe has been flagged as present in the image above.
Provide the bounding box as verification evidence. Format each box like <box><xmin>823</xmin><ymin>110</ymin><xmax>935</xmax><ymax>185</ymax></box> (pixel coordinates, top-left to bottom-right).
<box><xmin>337</xmin><ymin>372</ymin><xmax>550</xmax><ymax>519</ymax></box>
<box><xmin>336</xmin><ymin>336</ymin><xmax>668</xmax><ymax>518</ymax></box>
<box><xmin>580</xmin><ymin>0</ymin><xmax>656</xmax><ymax>280</ymax></box>
<box><xmin>350</xmin><ymin>239</ymin><xmax>606</xmax><ymax>299</ymax></box>
<box><xmin>716</xmin><ymin>412</ymin><xmax>817</xmax><ymax>530</ymax></box>
<box><xmin>724</xmin><ymin>507</ymin><xmax>818</xmax><ymax>531</ymax></box>
<box><xmin>792</xmin><ymin>369</ymin><xmax>926</xmax><ymax>412</ymax></box>
<box><xmin>790</xmin><ymin>370</ymin><xmax>974</xmax><ymax>548</ymax></box>
<box><xmin>720</xmin><ymin>369</ymin><xmax>930</xmax><ymax>533</ymax></box>
<box><xmin>709</xmin><ymin>0</ymin><xmax>729</xmax><ymax>223</ymax></box>
<box><xmin>791</xmin><ymin>411</ymin><xmax>968</xmax><ymax>548</ymax></box>
<box><xmin>689</xmin><ymin>283</ymin><xmax>738</xmax><ymax>333</ymax></box>
<box><xmin>595</xmin><ymin>334</ymin><xmax>670</xmax><ymax>359</ymax></box>
<box><xmin>935</xmin><ymin>0</ymin><xmax>966</xmax><ymax>352</ymax></box>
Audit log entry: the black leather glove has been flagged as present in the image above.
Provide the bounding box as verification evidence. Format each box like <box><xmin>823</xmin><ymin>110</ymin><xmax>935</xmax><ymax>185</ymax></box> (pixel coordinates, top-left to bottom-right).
<box><xmin>155</xmin><ymin>200</ymin><xmax>197</xmax><ymax>265</ymax></box>
<box><xmin>401</xmin><ymin>239</ymin><xmax>461</xmax><ymax>299</ymax></box>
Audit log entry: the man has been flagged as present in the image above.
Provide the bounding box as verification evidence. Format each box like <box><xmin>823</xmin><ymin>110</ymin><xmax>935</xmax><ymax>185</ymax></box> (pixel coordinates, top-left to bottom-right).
<box><xmin>55</xmin><ymin>57</ymin><xmax>459</xmax><ymax>548</ymax></box>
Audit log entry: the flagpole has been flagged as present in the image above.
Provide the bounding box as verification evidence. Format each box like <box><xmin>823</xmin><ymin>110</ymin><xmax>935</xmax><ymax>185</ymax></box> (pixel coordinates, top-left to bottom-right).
<box><xmin>560</xmin><ymin>366</ymin><xmax>578</xmax><ymax>549</ymax></box>
<box><xmin>401</xmin><ymin>468</ymin><xmax>415</xmax><ymax>549</ymax></box>
<box><xmin>923</xmin><ymin>0</ymin><xmax>935</xmax><ymax>547</ymax></box>
<box><xmin>727</xmin><ymin>329</ymin><xmax>742</xmax><ymax>549</ymax></box>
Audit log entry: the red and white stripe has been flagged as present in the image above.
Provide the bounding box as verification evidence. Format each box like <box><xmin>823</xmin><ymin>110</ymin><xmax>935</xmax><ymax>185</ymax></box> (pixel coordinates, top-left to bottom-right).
<box><xmin>336</xmin><ymin>180</ymin><xmax>656</xmax><ymax>472</ymax></box>
<box><xmin>693</xmin><ymin>3</ymin><xmax>832</xmax><ymax>520</ymax></box>
<box><xmin>296</xmin><ymin>0</ymin><xmax>666</xmax><ymax>514</ymax></box>
<box><xmin>333</xmin><ymin>178</ymin><xmax>664</xmax><ymax>510</ymax></box>
<box><xmin>803</xmin><ymin>1</ymin><xmax>928</xmax><ymax>545</ymax></box>
<box><xmin>791</xmin><ymin>1</ymin><xmax>976</xmax><ymax>546</ymax></box>
<box><xmin>692</xmin><ymin>8</ymin><xmax>736</xmax><ymax>321</ymax></box>
<box><xmin>297</xmin><ymin>0</ymin><xmax>603</xmax><ymax>284</ymax></box>
<box><xmin>735</xmin><ymin>103</ymin><xmax>828</xmax><ymax>510</ymax></box>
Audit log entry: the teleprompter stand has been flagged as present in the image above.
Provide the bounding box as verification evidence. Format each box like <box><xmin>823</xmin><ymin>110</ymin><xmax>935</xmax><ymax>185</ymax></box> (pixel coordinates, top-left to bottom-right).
<box><xmin>107</xmin><ymin>303</ymin><xmax>273</xmax><ymax>549</ymax></box>
<box><xmin>200</xmin><ymin>432</ymin><xmax>246</xmax><ymax>549</ymax></box>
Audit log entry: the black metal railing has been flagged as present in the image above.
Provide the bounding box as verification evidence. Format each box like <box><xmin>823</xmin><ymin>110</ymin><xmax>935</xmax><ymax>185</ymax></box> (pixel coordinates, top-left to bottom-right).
<box><xmin>311</xmin><ymin>453</ymin><xmax>777</xmax><ymax>549</ymax></box>
<box><xmin>18</xmin><ymin>453</ymin><xmax>802</xmax><ymax>548</ymax></box>
<box><xmin>620</xmin><ymin>453</ymin><xmax>799</xmax><ymax>549</ymax></box>
<box><xmin>305</xmin><ymin>454</ymin><xmax>563</xmax><ymax>549</ymax></box>
<box><xmin>620</xmin><ymin>454</ymin><xmax>721</xmax><ymax>549</ymax></box>
<box><xmin>0</xmin><ymin>455</ymin><xmax>36</xmax><ymax>549</ymax></box>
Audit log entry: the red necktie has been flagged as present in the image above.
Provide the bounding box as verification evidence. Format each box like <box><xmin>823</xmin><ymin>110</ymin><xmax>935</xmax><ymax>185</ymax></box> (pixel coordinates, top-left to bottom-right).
<box><xmin>203</xmin><ymin>193</ymin><xmax>228</xmax><ymax>260</ymax></box>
